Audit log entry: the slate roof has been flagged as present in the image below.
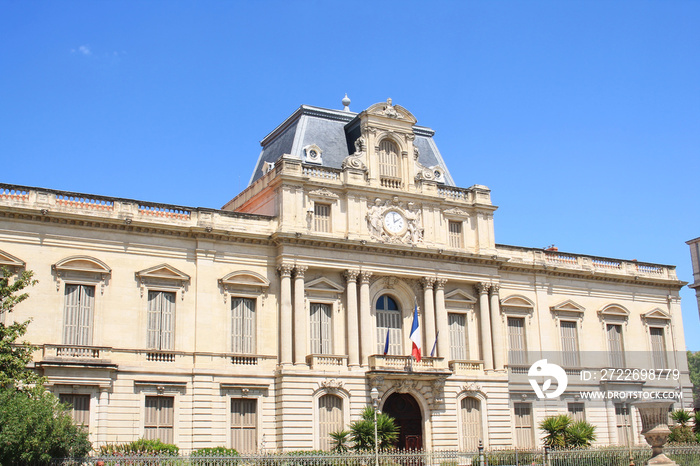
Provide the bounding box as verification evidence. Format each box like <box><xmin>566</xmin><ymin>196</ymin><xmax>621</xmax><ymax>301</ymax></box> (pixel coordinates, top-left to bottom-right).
<box><xmin>249</xmin><ymin>105</ymin><xmax>456</xmax><ymax>186</ymax></box>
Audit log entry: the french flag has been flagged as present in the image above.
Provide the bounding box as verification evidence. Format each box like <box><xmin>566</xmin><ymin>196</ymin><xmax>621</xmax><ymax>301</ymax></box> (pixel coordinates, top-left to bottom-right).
<box><xmin>410</xmin><ymin>304</ymin><xmax>422</xmax><ymax>362</ymax></box>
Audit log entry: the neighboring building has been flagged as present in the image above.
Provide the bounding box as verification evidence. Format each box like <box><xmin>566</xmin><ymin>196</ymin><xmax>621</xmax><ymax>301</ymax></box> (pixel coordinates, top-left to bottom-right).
<box><xmin>687</xmin><ymin>236</ymin><xmax>700</xmax><ymax>320</ymax></box>
<box><xmin>0</xmin><ymin>99</ymin><xmax>693</xmax><ymax>453</ymax></box>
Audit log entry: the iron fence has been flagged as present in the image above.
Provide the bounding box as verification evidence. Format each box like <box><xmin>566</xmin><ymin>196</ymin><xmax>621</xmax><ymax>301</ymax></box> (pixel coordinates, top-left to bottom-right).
<box><xmin>49</xmin><ymin>445</ymin><xmax>700</xmax><ymax>466</ymax></box>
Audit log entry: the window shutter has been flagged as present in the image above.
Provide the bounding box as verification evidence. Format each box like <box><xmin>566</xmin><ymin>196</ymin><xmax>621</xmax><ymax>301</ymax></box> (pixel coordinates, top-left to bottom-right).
<box><xmin>607</xmin><ymin>324</ymin><xmax>625</xmax><ymax>368</ymax></box>
<box><xmin>310</xmin><ymin>303</ymin><xmax>321</xmax><ymax>354</ymax></box>
<box><xmin>147</xmin><ymin>291</ymin><xmax>161</xmax><ymax>349</ymax></box>
<box><xmin>77</xmin><ymin>285</ymin><xmax>94</xmax><ymax>346</ymax></box>
<box><xmin>449</xmin><ymin>313</ymin><xmax>467</xmax><ymax>360</ymax></box>
<box><xmin>318</xmin><ymin>394</ymin><xmax>343</xmax><ymax>450</ymax></box>
<box><xmin>231</xmin><ymin>399</ymin><xmax>257</xmax><ymax>453</ymax></box>
<box><xmin>160</xmin><ymin>292</ymin><xmax>175</xmax><ymax>350</ymax></box>
<box><xmin>507</xmin><ymin>317</ymin><xmax>526</xmax><ymax>365</ymax></box>
<box><xmin>650</xmin><ymin>327</ymin><xmax>667</xmax><ymax>369</ymax></box>
<box><xmin>461</xmin><ymin>397</ymin><xmax>481</xmax><ymax>451</ymax></box>
<box><xmin>560</xmin><ymin>321</ymin><xmax>579</xmax><ymax>367</ymax></box>
<box><xmin>232</xmin><ymin>298</ymin><xmax>255</xmax><ymax>354</ymax></box>
<box><xmin>64</xmin><ymin>285</ymin><xmax>80</xmax><ymax>345</ymax></box>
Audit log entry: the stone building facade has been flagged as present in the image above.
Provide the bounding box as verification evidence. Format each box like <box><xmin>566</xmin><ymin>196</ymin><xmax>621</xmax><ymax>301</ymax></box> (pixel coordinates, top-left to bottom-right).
<box><xmin>0</xmin><ymin>99</ymin><xmax>692</xmax><ymax>452</ymax></box>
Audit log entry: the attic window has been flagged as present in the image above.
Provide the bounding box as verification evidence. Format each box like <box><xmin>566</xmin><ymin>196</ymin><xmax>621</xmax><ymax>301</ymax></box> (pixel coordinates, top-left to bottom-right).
<box><xmin>303</xmin><ymin>144</ymin><xmax>323</xmax><ymax>165</ymax></box>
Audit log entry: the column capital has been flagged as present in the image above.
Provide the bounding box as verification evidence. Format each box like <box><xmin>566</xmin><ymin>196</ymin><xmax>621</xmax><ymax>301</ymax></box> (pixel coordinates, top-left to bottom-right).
<box><xmin>359</xmin><ymin>271</ymin><xmax>373</xmax><ymax>284</ymax></box>
<box><xmin>475</xmin><ymin>282</ymin><xmax>491</xmax><ymax>294</ymax></box>
<box><xmin>490</xmin><ymin>282</ymin><xmax>500</xmax><ymax>294</ymax></box>
<box><xmin>277</xmin><ymin>263</ymin><xmax>294</xmax><ymax>278</ymax></box>
<box><xmin>435</xmin><ymin>278</ymin><xmax>447</xmax><ymax>290</ymax></box>
<box><xmin>344</xmin><ymin>269</ymin><xmax>360</xmax><ymax>282</ymax></box>
<box><xmin>421</xmin><ymin>276</ymin><xmax>436</xmax><ymax>289</ymax></box>
<box><xmin>294</xmin><ymin>265</ymin><xmax>308</xmax><ymax>278</ymax></box>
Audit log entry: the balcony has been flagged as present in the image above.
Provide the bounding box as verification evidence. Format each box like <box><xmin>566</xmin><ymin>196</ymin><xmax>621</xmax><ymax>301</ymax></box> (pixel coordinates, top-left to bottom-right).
<box><xmin>449</xmin><ymin>360</ymin><xmax>484</xmax><ymax>374</ymax></box>
<box><xmin>306</xmin><ymin>354</ymin><xmax>348</xmax><ymax>369</ymax></box>
<box><xmin>368</xmin><ymin>355</ymin><xmax>449</xmax><ymax>373</ymax></box>
<box><xmin>41</xmin><ymin>344</ymin><xmax>113</xmax><ymax>365</ymax></box>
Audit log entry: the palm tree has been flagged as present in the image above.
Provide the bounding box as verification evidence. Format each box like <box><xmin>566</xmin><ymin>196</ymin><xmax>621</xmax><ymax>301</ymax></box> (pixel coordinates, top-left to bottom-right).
<box><xmin>566</xmin><ymin>420</ymin><xmax>597</xmax><ymax>447</ymax></box>
<box><xmin>329</xmin><ymin>430</ymin><xmax>351</xmax><ymax>452</ymax></box>
<box><xmin>349</xmin><ymin>406</ymin><xmax>399</xmax><ymax>451</ymax></box>
<box><xmin>693</xmin><ymin>411</ymin><xmax>700</xmax><ymax>435</ymax></box>
<box><xmin>671</xmin><ymin>409</ymin><xmax>691</xmax><ymax>427</ymax></box>
<box><xmin>540</xmin><ymin>415</ymin><xmax>571</xmax><ymax>449</ymax></box>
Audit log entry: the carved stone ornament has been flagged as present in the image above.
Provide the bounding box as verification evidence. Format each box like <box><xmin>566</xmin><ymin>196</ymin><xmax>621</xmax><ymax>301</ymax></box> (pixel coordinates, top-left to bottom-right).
<box><xmin>461</xmin><ymin>382</ymin><xmax>483</xmax><ymax>393</ymax></box>
<box><xmin>341</xmin><ymin>155</ymin><xmax>367</xmax><ymax>170</ymax></box>
<box><xmin>369</xmin><ymin>376</ymin><xmax>385</xmax><ymax>390</ymax></box>
<box><xmin>320</xmin><ymin>379</ymin><xmax>344</xmax><ymax>393</ymax></box>
<box><xmin>415</xmin><ymin>167</ymin><xmax>435</xmax><ymax>181</ymax></box>
<box><xmin>378</xmin><ymin>98</ymin><xmax>404</xmax><ymax>119</ymax></box>
<box><xmin>394</xmin><ymin>379</ymin><xmax>416</xmax><ymax>393</ymax></box>
<box><xmin>366</xmin><ymin>197</ymin><xmax>424</xmax><ymax>245</ymax></box>
<box><xmin>443</xmin><ymin>207</ymin><xmax>470</xmax><ymax>218</ymax></box>
<box><xmin>308</xmin><ymin>188</ymin><xmax>339</xmax><ymax>200</ymax></box>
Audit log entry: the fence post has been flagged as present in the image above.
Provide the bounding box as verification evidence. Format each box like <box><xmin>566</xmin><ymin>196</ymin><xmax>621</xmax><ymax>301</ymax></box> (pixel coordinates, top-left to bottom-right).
<box><xmin>478</xmin><ymin>439</ymin><xmax>485</xmax><ymax>466</ymax></box>
<box><xmin>543</xmin><ymin>445</ymin><xmax>549</xmax><ymax>466</ymax></box>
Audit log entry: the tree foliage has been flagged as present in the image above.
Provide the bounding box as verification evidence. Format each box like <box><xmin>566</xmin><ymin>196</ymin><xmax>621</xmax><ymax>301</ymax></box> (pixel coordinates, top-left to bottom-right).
<box><xmin>539</xmin><ymin>414</ymin><xmax>596</xmax><ymax>449</ymax></box>
<box><xmin>99</xmin><ymin>438</ymin><xmax>179</xmax><ymax>456</ymax></box>
<box><xmin>348</xmin><ymin>405</ymin><xmax>399</xmax><ymax>451</ymax></box>
<box><xmin>0</xmin><ymin>267</ymin><xmax>41</xmax><ymax>388</ymax></box>
<box><xmin>0</xmin><ymin>385</ymin><xmax>92</xmax><ymax>464</ymax></box>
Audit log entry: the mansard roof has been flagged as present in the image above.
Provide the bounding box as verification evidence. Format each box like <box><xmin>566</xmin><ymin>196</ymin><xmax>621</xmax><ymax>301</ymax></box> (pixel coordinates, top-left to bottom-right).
<box><xmin>249</xmin><ymin>104</ymin><xmax>456</xmax><ymax>186</ymax></box>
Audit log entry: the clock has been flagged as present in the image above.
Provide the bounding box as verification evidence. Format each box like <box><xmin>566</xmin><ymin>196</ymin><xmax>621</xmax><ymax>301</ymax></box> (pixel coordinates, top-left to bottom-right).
<box><xmin>383</xmin><ymin>210</ymin><xmax>406</xmax><ymax>235</ymax></box>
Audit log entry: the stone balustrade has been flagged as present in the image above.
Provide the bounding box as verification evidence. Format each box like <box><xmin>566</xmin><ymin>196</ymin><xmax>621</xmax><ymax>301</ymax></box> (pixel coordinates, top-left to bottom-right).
<box><xmin>449</xmin><ymin>360</ymin><xmax>484</xmax><ymax>374</ymax></box>
<box><xmin>306</xmin><ymin>354</ymin><xmax>348</xmax><ymax>368</ymax></box>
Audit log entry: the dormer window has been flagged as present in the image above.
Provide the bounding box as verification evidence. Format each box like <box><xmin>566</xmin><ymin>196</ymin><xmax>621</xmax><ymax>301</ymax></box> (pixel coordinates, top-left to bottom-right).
<box><xmin>303</xmin><ymin>144</ymin><xmax>323</xmax><ymax>165</ymax></box>
<box><xmin>378</xmin><ymin>139</ymin><xmax>401</xmax><ymax>188</ymax></box>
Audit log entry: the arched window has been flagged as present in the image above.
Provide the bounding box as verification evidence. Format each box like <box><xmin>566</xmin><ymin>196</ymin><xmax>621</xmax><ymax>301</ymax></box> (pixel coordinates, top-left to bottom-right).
<box><xmin>318</xmin><ymin>394</ymin><xmax>343</xmax><ymax>450</ymax></box>
<box><xmin>378</xmin><ymin>139</ymin><xmax>401</xmax><ymax>180</ymax></box>
<box><xmin>460</xmin><ymin>397</ymin><xmax>482</xmax><ymax>450</ymax></box>
<box><xmin>376</xmin><ymin>295</ymin><xmax>401</xmax><ymax>354</ymax></box>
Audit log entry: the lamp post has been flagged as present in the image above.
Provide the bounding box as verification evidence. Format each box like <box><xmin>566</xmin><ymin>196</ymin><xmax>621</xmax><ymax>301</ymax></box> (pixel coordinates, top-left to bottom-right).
<box><xmin>370</xmin><ymin>387</ymin><xmax>379</xmax><ymax>466</ymax></box>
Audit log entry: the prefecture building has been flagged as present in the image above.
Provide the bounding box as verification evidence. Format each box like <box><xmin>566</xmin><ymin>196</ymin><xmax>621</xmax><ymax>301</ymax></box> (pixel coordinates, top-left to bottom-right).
<box><xmin>0</xmin><ymin>98</ymin><xmax>693</xmax><ymax>453</ymax></box>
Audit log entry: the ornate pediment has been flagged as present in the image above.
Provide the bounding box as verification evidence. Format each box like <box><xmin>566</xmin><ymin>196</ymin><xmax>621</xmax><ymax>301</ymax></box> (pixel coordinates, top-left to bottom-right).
<box><xmin>307</xmin><ymin>188</ymin><xmax>339</xmax><ymax>200</ymax></box>
<box><xmin>550</xmin><ymin>300</ymin><xmax>585</xmax><ymax>317</ymax></box>
<box><xmin>53</xmin><ymin>256</ymin><xmax>111</xmax><ymax>275</ymax></box>
<box><xmin>0</xmin><ymin>249</ymin><xmax>26</xmax><ymax>269</ymax></box>
<box><xmin>444</xmin><ymin>289</ymin><xmax>477</xmax><ymax>309</ymax></box>
<box><xmin>443</xmin><ymin>207</ymin><xmax>470</xmax><ymax>218</ymax></box>
<box><xmin>598</xmin><ymin>304</ymin><xmax>630</xmax><ymax>321</ymax></box>
<box><xmin>305</xmin><ymin>277</ymin><xmax>344</xmax><ymax>294</ymax></box>
<box><xmin>219</xmin><ymin>270</ymin><xmax>269</xmax><ymax>288</ymax></box>
<box><xmin>366</xmin><ymin>99</ymin><xmax>417</xmax><ymax>124</ymax></box>
<box><xmin>136</xmin><ymin>264</ymin><xmax>190</xmax><ymax>282</ymax></box>
<box><xmin>641</xmin><ymin>308</ymin><xmax>671</xmax><ymax>323</ymax></box>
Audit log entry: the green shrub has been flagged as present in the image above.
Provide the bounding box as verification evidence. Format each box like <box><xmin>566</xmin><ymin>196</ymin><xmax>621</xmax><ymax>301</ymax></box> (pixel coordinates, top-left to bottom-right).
<box><xmin>191</xmin><ymin>446</ymin><xmax>239</xmax><ymax>457</ymax></box>
<box><xmin>99</xmin><ymin>437</ymin><xmax>179</xmax><ymax>455</ymax></box>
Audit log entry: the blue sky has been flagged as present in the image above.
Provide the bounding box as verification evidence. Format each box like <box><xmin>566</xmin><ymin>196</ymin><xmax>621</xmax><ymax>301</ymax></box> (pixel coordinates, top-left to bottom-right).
<box><xmin>2</xmin><ymin>1</ymin><xmax>699</xmax><ymax>350</ymax></box>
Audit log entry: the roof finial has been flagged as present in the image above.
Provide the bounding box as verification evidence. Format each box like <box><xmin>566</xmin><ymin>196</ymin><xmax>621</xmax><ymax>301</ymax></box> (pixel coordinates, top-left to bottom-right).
<box><xmin>342</xmin><ymin>93</ymin><xmax>351</xmax><ymax>112</ymax></box>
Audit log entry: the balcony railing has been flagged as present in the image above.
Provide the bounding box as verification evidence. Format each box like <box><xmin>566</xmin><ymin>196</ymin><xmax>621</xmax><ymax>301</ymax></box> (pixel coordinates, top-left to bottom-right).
<box><xmin>43</xmin><ymin>345</ymin><xmax>109</xmax><ymax>360</ymax></box>
<box><xmin>306</xmin><ymin>354</ymin><xmax>348</xmax><ymax>369</ymax></box>
<box><xmin>449</xmin><ymin>360</ymin><xmax>484</xmax><ymax>373</ymax></box>
<box><xmin>369</xmin><ymin>354</ymin><xmax>446</xmax><ymax>371</ymax></box>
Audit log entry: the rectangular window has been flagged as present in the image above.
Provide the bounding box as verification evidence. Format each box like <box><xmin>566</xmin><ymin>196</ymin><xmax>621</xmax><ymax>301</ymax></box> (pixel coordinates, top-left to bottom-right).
<box><xmin>231</xmin><ymin>398</ymin><xmax>257</xmax><ymax>453</ymax></box>
<box><xmin>147</xmin><ymin>291</ymin><xmax>175</xmax><ymax>350</ymax></box>
<box><xmin>560</xmin><ymin>321</ymin><xmax>580</xmax><ymax>367</ymax></box>
<box><xmin>607</xmin><ymin>324</ymin><xmax>625</xmax><ymax>368</ymax></box>
<box><xmin>145</xmin><ymin>396</ymin><xmax>174</xmax><ymax>444</ymax></box>
<box><xmin>567</xmin><ymin>402</ymin><xmax>586</xmax><ymax>422</ymax></box>
<box><xmin>318</xmin><ymin>394</ymin><xmax>343</xmax><ymax>451</ymax></box>
<box><xmin>449</xmin><ymin>313</ymin><xmax>468</xmax><ymax>360</ymax></box>
<box><xmin>310</xmin><ymin>303</ymin><xmax>332</xmax><ymax>354</ymax></box>
<box><xmin>650</xmin><ymin>327</ymin><xmax>667</xmax><ymax>369</ymax></box>
<box><xmin>60</xmin><ymin>394</ymin><xmax>90</xmax><ymax>430</ymax></box>
<box><xmin>231</xmin><ymin>297</ymin><xmax>256</xmax><ymax>354</ymax></box>
<box><xmin>615</xmin><ymin>403</ymin><xmax>631</xmax><ymax>445</ymax></box>
<box><xmin>461</xmin><ymin>397</ymin><xmax>482</xmax><ymax>451</ymax></box>
<box><xmin>507</xmin><ymin>317</ymin><xmax>527</xmax><ymax>366</ymax></box>
<box><xmin>514</xmin><ymin>402</ymin><xmax>533</xmax><ymax>448</ymax></box>
<box><xmin>314</xmin><ymin>203</ymin><xmax>331</xmax><ymax>233</ymax></box>
<box><xmin>63</xmin><ymin>284</ymin><xmax>95</xmax><ymax>346</ymax></box>
<box><xmin>448</xmin><ymin>221</ymin><xmax>463</xmax><ymax>249</ymax></box>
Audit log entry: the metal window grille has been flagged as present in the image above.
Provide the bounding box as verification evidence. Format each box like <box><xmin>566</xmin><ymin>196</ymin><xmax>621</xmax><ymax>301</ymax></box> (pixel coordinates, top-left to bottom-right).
<box><xmin>376</xmin><ymin>295</ymin><xmax>401</xmax><ymax>354</ymax></box>
<box><xmin>507</xmin><ymin>317</ymin><xmax>527</xmax><ymax>365</ymax></box>
<box><xmin>449</xmin><ymin>313</ymin><xmax>467</xmax><ymax>360</ymax></box>
<box><xmin>63</xmin><ymin>284</ymin><xmax>95</xmax><ymax>346</ymax></box>
<box><xmin>567</xmin><ymin>402</ymin><xmax>586</xmax><ymax>422</ymax></box>
<box><xmin>460</xmin><ymin>397</ymin><xmax>482</xmax><ymax>451</ymax></box>
<box><xmin>514</xmin><ymin>402</ymin><xmax>534</xmax><ymax>448</ymax></box>
<box><xmin>318</xmin><ymin>394</ymin><xmax>343</xmax><ymax>451</ymax></box>
<box><xmin>314</xmin><ymin>203</ymin><xmax>331</xmax><ymax>232</ymax></box>
<box><xmin>560</xmin><ymin>321</ymin><xmax>580</xmax><ymax>367</ymax></box>
<box><xmin>607</xmin><ymin>324</ymin><xmax>625</xmax><ymax>368</ymax></box>
<box><xmin>378</xmin><ymin>140</ymin><xmax>400</xmax><ymax>179</ymax></box>
<box><xmin>232</xmin><ymin>297</ymin><xmax>256</xmax><ymax>354</ymax></box>
<box><xmin>145</xmin><ymin>396</ymin><xmax>174</xmax><ymax>444</ymax></box>
<box><xmin>448</xmin><ymin>221</ymin><xmax>463</xmax><ymax>248</ymax></box>
<box><xmin>649</xmin><ymin>327</ymin><xmax>667</xmax><ymax>369</ymax></box>
<box><xmin>147</xmin><ymin>291</ymin><xmax>175</xmax><ymax>350</ymax></box>
<box><xmin>310</xmin><ymin>303</ymin><xmax>332</xmax><ymax>354</ymax></box>
<box><xmin>231</xmin><ymin>398</ymin><xmax>257</xmax><ymax>453</ymax></box>
<box><xmin>60</xmin><ymin>393</ymin><xmax>90</xmax><ymax>430</ymax></box>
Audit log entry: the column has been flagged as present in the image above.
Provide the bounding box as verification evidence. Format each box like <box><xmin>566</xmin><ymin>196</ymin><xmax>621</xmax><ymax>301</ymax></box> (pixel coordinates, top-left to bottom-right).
<box><xmin>344</xmin><ymin>270</ymin><xmax>360</xmax><ymax>367</ymax></box>
<box><xmin>421</xmin><ymin>277</ymin><xmax>436</xmax><ymax>357</ymax></box>
<box><xmin>278</xmin><ymin>263</ymin><xmax>294</xmax><ymax>366</ymax></box>
<box><xmin>293</xmin><ymin>265</ymin><xmax>308</xmax><ymax>365</ymax></box>
<box><xmin>490</xmin><ymin>283</ymin><xmax>505</xmax><ymax>371</ymax></box>
<box><xmin>359</xmin><ymin>271</ymin><xmax>373</xmax><ymax>366</ymax></box>
<box><xmin>476</xmin><ymin>282</ymin><xmax>493</xmax><ymax>370</ymax></box>
<box><xmin>434</xmin><ymin>278</ymin><xmax>450</xmax><ymax>360</ymax></box>
<box><xmin>97</xmin><ymin>388</ymin><xmax>109</xmax><ymax>447</ymax></box>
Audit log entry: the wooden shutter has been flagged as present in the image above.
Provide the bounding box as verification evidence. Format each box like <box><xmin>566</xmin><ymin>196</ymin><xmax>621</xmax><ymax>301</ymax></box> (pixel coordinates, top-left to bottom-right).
<box><xmin>507</xmin><ymin>317</ymin><xmax>526</xmax><ymax>365</ymax></box>
<box><xmin>147</xmin><ymin>291</ymin><xmax>175</xmax><ymax>350</ymax></box>
<box><xmin>376</xmin><ymin>296</ymin><xmax>401</xmax><ymax>355</ymax></box>
<box><xmin>615</xmin><ymin>403</ymin><xmax>630</xmax><ymax>445</ymax></box>
<box><xmin>567</xmin><ymin>402</ymin><xmax>585</xmax><ymax>422</ymax></box>
<box><xmin>310</xmin><ymin>303</ymin><xmax>332</xmax><ymax>354</ymax></box>
<box><xmin>318</xmin><ymin>394</ymin><xmax>343</xmax><ymax>450</ymax></box>
<box><xmin>607</xmin><ymin>324</ymin><xmax>625</xmax><ymax>368</ymax></box>
<box><xmin>145</xmin><ymin>396</ymin><xmax>174</xmax><ymax>444</ymax></box>
<box><xmin>232</xmin><ymin>298</ymin><xmax>255</xmax><ymax>354</ymax></box>
<box><xmin>449</xmin><ymin>221</ymin><xmax>463</xmax><ymax>248</ymax></box>
<box><xmin>63</xmin><ymin>285</ymin><xmax>95</xmax><ymax>346</ymax></box>
<box><xmin>147</xmin><ymin>291</ymin><xmax>162</xmax><ymax>349</ymax></box>
<box><xmin>314</xmin><ymin>204</ymin><xmax>331</xmax><ymax>232</ymax></box>
<box><xmin>461</xmin><ymin>397</ymin><xmax>481</xmax><ymax>451</ymax></box>
<box><xmin>60</xmin><ymin>394</ymin><xmax>90</xmax><ymax>429</ymax></box>
<box><xmin>378</xmin><ymin>140</ymin><xmax>400</xmax><ymax>179</ymax></box>
<box><xmin>650</xmin><ymin>327</ymin><xmax>667</xmax><ymax>369</ymax></box>
<box><xmin>231</xmin><ymin>399</ymin><xmax>257</xmax><ymax>453</ymax></box>
<box><xmin>514</xmin><ymin>402</ymin><xmax>533</xmax><ymax>448</ymax></box>
<box><xmin>560</xmin><ymin>321</ymin><xmax>580</xmax><ymax>367</ymax></box>
<box><xmin>449</xmin><ymin>313</ymin><xmax>467</xmax><ymax>360</ymax></box>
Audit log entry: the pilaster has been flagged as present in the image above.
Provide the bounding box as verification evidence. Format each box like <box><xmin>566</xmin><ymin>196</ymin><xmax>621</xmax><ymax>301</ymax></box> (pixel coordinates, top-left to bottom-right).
<box><xmin>477</xmin><ymin>282</ymin><xmax>493</xmax><ymax>370</ymax></box>
<box><xmin>278</xmin><ymin>263</ymin><xmax>294</xmax><ymax>366</ymax></box>
<box><xmin>293</xmin><ymin>265</ymin><xmax>308</xmax><ymax>365</ymax></box>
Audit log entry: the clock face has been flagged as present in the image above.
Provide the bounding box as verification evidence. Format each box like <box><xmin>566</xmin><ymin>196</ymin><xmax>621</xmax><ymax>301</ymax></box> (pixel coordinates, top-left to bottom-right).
<box><xmin>383</xmin><ymin>210</ymin><xmax>406</xmax><ymax>234</ymax></box>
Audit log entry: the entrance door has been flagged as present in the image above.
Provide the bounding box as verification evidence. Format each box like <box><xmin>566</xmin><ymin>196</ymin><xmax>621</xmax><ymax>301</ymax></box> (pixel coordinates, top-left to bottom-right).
<box><xmin>383</xmin><ymin>392</ymin><xmax>423</xmax><ymax>450</ymax></box>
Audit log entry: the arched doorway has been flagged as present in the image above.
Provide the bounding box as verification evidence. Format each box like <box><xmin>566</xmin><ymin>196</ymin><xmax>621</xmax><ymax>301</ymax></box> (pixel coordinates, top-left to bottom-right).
<box><xmin>382</xmin><ymin>392</ymin><xmax>423</xmax><ymax>450</ymax></box>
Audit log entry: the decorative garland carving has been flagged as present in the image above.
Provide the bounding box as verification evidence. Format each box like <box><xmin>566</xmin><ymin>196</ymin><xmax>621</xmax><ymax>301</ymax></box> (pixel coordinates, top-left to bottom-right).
<box><xmin>308</xmin><ymin>188</ymin><xmax>339</xmax><ymax>199</ymax></box>
<box><xmin>366</xmin><ymin>197</ymin><xmax>423</xmax><ymax>245</ymax></box>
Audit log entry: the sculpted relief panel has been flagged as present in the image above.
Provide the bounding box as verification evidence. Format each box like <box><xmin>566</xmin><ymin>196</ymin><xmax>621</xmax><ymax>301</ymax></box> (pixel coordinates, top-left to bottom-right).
<box><xmin>366</xmin><ymin>197</ymin><xmax>423</xmax><ymax>246</ymax></box>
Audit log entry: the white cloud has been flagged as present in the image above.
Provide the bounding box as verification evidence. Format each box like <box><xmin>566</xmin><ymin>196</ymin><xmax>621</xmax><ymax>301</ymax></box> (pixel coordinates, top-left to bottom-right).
<box><xmin>78</xmin><ymin>45</ymin><xmax>91</xmax><ymax>56</ymax></box>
